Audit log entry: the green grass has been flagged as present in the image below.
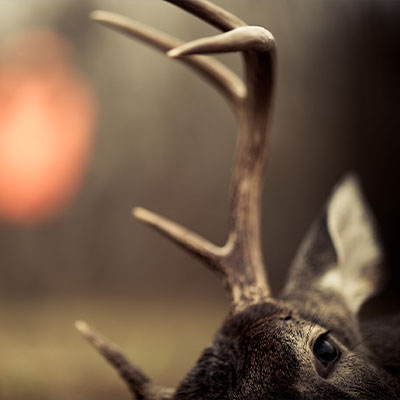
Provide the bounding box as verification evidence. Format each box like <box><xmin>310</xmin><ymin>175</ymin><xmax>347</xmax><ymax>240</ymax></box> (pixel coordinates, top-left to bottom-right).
<box><xmin>0</xmin><ymin>295</ymin><xmax>227</xmax><ymax>400</ymax></box>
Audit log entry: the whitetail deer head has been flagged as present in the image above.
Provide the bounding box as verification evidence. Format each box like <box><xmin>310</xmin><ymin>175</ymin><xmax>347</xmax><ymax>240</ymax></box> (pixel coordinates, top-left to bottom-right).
<box><xmin>77</xmin><ymin>1</ymin><xmax>400</xmax><ymax>398</ymax></box>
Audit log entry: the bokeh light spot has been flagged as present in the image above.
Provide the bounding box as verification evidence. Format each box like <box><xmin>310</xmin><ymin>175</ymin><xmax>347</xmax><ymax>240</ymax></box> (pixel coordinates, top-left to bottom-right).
<box><xmin>0</xmin><ymin>30</ymin><xmax>96</xmax><ymax>224</ymax></box>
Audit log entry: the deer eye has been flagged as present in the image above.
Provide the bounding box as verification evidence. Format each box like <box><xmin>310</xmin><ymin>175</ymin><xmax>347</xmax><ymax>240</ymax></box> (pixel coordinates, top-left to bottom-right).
<box><xmin>312</xmin><ymin>332</ymin><xmax>340</xmax><ymax>377</ymax></box>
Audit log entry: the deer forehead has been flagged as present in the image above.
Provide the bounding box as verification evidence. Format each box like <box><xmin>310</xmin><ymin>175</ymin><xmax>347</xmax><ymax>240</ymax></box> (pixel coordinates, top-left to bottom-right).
<box><xmin>219</xmin><ymin>302</ymin><xmax>321</xmax><ymax>356</ymax></box>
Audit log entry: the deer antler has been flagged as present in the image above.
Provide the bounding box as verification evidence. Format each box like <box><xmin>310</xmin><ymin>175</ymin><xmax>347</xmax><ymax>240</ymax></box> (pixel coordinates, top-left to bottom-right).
<box><xmin>80</xmin><ymin>1</ymin><xmax>275</xmax><ymax>397</ymax></box>
<box><xmin>75</xmin><ymin>321</ymin><xmax>174</xmax><ymax>400</ymax></box>
<box><xmin>92</xmin><ymin>0</ymin><xmax>275</xmax><ymax>308</ymax></box>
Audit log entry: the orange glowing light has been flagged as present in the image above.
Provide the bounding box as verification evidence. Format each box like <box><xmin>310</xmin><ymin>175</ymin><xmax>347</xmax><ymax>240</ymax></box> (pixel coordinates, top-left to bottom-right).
<box><xmin>0</xmin><ymin>30</ymin><xmax>96</xmax><ymax>223</ymax></box>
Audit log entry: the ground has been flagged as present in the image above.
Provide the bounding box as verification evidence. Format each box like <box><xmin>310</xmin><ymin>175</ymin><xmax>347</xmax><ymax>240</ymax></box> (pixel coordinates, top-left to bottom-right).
<box><xmin>0</xmin><ymin>295</ymin><xmax>226</xmax><ymax>400</ymax></box>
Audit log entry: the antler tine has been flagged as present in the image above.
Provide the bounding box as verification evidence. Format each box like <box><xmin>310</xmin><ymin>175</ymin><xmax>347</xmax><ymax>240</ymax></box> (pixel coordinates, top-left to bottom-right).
<box><xmin>133</xmin><ymin>207</ymin><xmax>226</xmax><ymax>274</ymax></box>
<box><xmin>163</xmin><ymin>0</ymin><xmax>246</xmax><ymax>31</ymax></box>
<box><xmin>75</xmin><ymin>320</ymin><xmax>173</xmax><ymax>400</ymax></box>
<box><xmin>90</xmin><ymin>11</ymin><xmax>245</xmax><ymax>109</ymax></box>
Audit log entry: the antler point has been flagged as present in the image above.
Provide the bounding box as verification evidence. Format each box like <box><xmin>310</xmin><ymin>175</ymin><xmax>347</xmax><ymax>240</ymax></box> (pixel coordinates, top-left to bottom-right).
<box><xmin>89</xmin><ymin>10</ymin><xmax>107</xmax><ymax>22</ymax></box>
<box><xmin>132</xmin><ymin>206</ymin><xmax>147</xmax><ymax>220</ymax></box>
<box><xmin>75</xmin><ymin>319</ymin><xmax>92</xmax><ymax>337</ymax></box>
<box><xmin>167</xmin><ymin>48</ymin><xmax>181</xmax><ymax>58</ymax></box>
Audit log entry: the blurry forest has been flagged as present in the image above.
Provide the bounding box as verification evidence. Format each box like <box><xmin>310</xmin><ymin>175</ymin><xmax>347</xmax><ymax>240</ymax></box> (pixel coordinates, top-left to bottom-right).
<box><xmin>0</xmin><ymin>0</ymin><xmax>399</xmax><ymax>399</ymax></box>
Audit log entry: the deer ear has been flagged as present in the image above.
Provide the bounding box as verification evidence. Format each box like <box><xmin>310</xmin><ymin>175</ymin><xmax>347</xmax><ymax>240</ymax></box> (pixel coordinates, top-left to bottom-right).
<box><xmin>282</xmin><ymin>174</ymin><xmax>383</xmax><ymax>314</ymax></box>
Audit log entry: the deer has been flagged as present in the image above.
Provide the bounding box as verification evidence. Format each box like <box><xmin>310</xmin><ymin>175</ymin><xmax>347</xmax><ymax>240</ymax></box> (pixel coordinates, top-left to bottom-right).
<box><xmin>76</xmin><ymin>0</ymin><xmax>400</xmax><ymax>398</ymax></box>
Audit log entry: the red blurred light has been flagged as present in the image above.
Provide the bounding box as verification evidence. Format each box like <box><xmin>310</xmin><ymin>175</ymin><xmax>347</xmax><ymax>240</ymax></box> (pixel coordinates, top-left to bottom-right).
<box><xmin>0</xmin><ymin>30</ymin><xmax>96</xmax><ymax>223</ymax></box>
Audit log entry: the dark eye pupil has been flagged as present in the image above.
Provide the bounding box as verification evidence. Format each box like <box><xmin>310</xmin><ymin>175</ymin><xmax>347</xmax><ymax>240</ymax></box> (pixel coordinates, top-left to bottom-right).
<box><xmin>314</xmin><ymin>336</ymin><xmax>338</xmax><ymax>364</ymax></box>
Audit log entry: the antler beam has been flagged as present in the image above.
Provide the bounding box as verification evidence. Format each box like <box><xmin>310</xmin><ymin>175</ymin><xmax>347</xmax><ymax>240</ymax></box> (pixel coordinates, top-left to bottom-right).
<box><xmin>91</xmin><ymin>0</ymin><xmax>275</xmax><ymax>308</ymax></box>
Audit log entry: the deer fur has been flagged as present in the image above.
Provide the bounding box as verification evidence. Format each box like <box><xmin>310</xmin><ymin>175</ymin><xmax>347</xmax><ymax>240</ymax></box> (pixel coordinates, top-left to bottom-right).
<box><xmin>77</xmin><ymin>1</ymin><xmax>400</xmax><ymax>398</ymax></box>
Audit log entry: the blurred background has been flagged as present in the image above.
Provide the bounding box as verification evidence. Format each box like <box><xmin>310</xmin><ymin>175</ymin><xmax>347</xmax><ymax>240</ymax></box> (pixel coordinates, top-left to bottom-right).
<box><xmin>0</xmin><ymin>0</ymin><xmax>399</xmax><ymax>399</ymax></box>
